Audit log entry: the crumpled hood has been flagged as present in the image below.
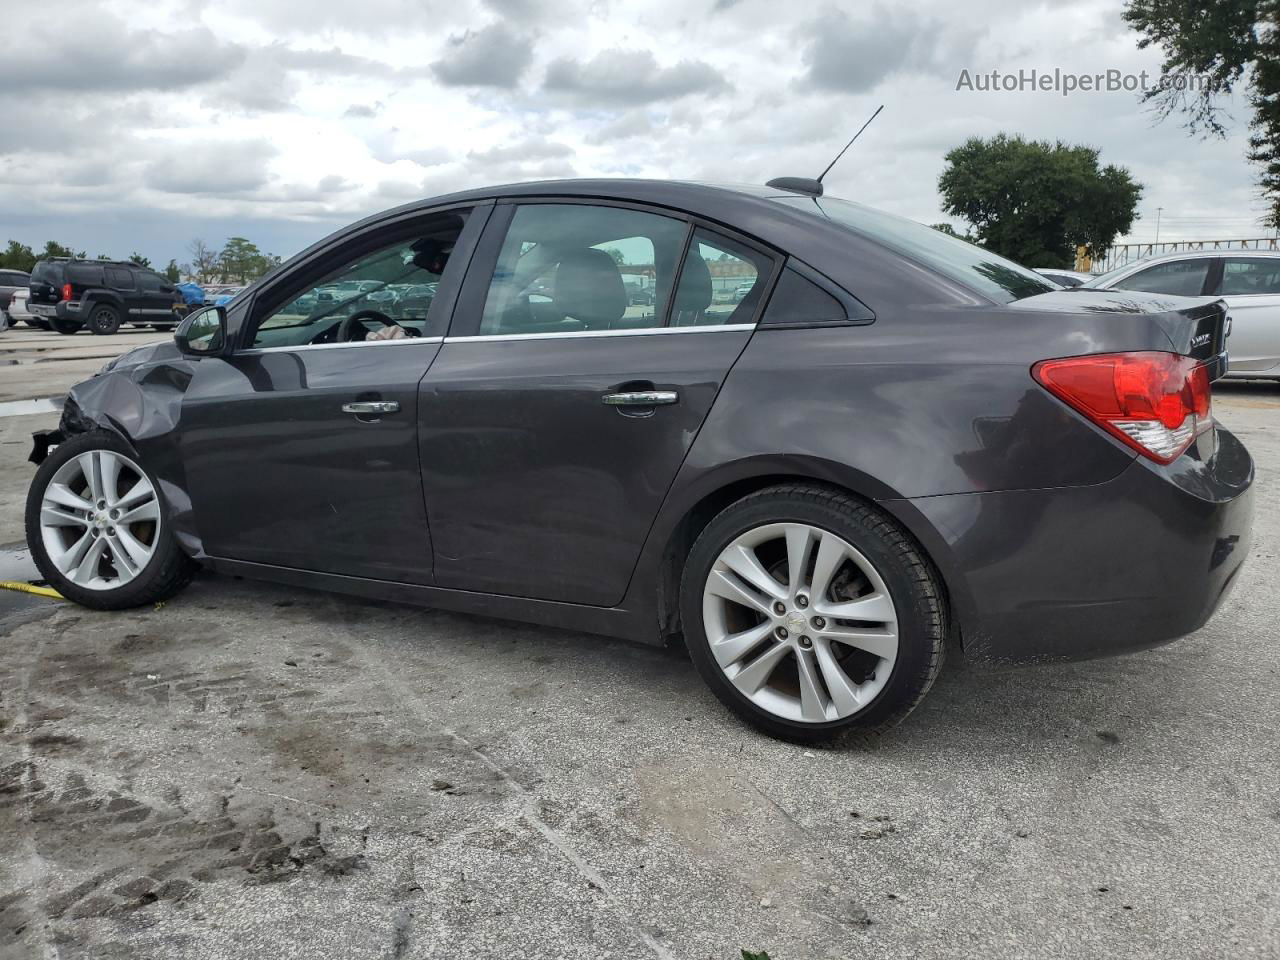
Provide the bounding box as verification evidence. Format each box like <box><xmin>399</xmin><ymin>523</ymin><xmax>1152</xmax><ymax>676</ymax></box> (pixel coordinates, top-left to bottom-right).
<box><xmin>99</xmin><ymin>338</ymin><xmax>183</xmax><ymax>373</ymax></box>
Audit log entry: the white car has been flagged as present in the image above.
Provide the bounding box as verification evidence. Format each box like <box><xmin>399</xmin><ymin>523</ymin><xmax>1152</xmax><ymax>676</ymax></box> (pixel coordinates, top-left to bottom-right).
<box><xmin>1083</xmin><ymin>250</ymin><xmax>1280</xmax><ymax>380</ymax></box>
<box><xmin>5</xmin><ymin>287</ymin><xmax>44</xmax><ymax>329</ymax></box>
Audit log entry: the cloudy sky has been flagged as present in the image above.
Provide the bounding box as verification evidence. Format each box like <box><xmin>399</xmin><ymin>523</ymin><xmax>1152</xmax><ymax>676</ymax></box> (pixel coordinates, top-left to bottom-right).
<box><xmin>0</xmin><ymin>0</ymin><xmax>1270</xmax><ymax>267</ymax></box>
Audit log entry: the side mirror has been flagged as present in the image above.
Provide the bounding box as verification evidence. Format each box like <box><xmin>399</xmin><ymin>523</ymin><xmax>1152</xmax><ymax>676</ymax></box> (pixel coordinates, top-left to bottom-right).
<box><xmin>174</xmin><ymin>305</ymin><xmax>228</xmax><ymax>358</ymax></box>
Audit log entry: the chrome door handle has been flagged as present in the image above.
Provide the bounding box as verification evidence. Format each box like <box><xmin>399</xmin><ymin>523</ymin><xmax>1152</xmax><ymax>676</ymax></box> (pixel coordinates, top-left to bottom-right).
<box><xmin>601</xmin><ymin>391</ymin><xmax>678</xmax><ymax>406</ymax></box>
<box><xmin>342</xmin><ymin>401</ymin><xmax>400</xmax><ymax>415</ymax></box>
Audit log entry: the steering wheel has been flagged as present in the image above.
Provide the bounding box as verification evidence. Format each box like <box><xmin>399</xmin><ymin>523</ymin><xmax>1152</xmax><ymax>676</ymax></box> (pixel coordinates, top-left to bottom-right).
<box><xmin>336</xmin><ymin>309</ymin><xmax>398</xmax><ymax>343</ymax></box>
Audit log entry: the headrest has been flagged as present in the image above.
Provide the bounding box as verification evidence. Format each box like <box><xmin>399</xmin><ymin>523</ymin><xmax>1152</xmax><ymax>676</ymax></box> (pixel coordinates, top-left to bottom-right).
<box><xmin>553</xmin><ymin>249</ymin><xmax>626</xmax><ymax>328</ymax></box>
<box><xmin>672</xmin><ymin>249</ymin><xmax>712</xmax><ymax>324</ymax></box>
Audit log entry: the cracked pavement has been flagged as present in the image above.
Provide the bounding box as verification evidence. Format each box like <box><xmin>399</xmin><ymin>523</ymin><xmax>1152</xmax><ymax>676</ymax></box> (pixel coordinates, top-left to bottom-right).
<box><xmin>1</xmin><ymin>328</ymin><xmax>1278</xmax><ymax>959</ymax></box>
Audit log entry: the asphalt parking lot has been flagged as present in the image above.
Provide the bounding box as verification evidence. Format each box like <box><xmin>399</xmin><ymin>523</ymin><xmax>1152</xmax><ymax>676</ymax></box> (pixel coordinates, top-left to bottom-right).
<box><xmin>1</xmin><ymin>324</ymin><xmax>1278</xmax><ymax>960</ymax></box>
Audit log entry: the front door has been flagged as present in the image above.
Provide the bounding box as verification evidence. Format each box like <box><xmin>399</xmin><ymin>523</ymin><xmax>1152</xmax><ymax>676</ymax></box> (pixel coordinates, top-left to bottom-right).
<box><xmin>420</xmin><ymin>201</ymin><xmax>776</xmax><ymax>606</ymax></box>
<box><xmin>180</xmin><ymin>205</ymin><xmax>484</xmax><ymax>583</ymax></box>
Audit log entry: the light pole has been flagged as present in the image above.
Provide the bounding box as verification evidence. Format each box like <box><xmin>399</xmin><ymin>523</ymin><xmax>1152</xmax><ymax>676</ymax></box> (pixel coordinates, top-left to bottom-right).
<box><xmin>1155</xmin><ymin>207</ymin><xmax>1162</xmax><ymax>246</ymax></box>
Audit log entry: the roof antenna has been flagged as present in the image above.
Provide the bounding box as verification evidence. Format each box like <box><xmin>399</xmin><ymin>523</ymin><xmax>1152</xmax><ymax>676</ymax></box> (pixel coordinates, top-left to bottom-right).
<box><xmin>766</xmin><ymin>104</ymin><xmax>884</xmax><ymax>198</ymax></box>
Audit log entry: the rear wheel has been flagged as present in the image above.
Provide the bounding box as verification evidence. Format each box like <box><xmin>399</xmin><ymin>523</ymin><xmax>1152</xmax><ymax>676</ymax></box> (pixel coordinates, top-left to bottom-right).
<box><xmin>26</xmin><ymin>431</ymin><xmax>196</xmax><ymax>609</ymax></box>
<box><xmin>87</xmin><ymin>304</ymin><xmax>122</xmax><ymax>335</ymax></box>
<box><xmin>680</xmin><ymin>484</ymin><xmax>946</xmax><ymax>743</ymax></box>
<box><xmin>50</xmin><ymin>316</ymin><xmax>81</xmax><ymax>335</ymax></box>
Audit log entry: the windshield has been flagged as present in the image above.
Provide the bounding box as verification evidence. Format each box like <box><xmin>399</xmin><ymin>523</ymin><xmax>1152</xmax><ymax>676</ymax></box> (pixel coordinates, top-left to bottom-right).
<box><xmin>771</xmin><ymin>195</ymin><xmax>1057</xmax><ymax>303</ymax></box>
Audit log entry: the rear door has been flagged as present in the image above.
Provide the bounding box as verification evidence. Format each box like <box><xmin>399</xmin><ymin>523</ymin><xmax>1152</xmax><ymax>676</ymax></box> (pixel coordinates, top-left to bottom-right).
<box><xmin>1212</xmin><ymin>256</ymin><xmax>1280</xmax><ymax>373</ymax></box>
<box><xmin>419</xmin><ymin>200</ymin><xmax>778</xmax><ymax>605</ymax></box>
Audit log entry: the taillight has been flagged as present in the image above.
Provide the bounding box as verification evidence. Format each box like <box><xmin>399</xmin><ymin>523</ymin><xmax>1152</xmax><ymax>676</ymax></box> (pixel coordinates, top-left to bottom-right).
<box><xmin>61</xmin><ymin>283</ymin><xmax>73</xmax><ymax>301</ymax></box>
<box><xmin>1032</xmin><ymin>351</ymin><xmax>1212</xmax><ymax>464</ymax></box>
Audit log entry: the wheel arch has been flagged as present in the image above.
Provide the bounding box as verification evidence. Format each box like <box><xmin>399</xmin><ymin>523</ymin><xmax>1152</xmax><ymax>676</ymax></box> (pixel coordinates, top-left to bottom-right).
<box><xmin>52</xmin><ymin>377</ymin><xmax>205</xmax><ymax>560</ymax></box>
<box><xmin>640</xmin><ymin>455</ymin><xmax>969</xmax><ymax>651</ymax></box>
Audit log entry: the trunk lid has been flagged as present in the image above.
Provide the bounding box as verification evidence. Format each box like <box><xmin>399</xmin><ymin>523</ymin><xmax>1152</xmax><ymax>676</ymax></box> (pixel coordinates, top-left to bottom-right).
<box><xmin>1010</xmin><ymin>289</ymin><xmax>1230</xmax><ymax>380</ymax></box>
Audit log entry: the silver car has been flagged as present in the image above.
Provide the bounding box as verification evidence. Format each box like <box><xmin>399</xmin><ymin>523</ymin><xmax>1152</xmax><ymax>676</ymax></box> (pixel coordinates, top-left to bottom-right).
<box><xmin>1084</xmin><ymin>250</ymin><xmax>1280</xmax><ymax>380</ymax></box>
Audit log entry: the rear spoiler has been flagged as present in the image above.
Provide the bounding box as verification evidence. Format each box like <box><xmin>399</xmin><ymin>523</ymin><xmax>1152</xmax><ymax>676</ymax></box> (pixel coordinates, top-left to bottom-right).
<box><xmin>1156</xmin><ymin>299</ymin><xmax>1231</xmax><ymax>383</ymax></box>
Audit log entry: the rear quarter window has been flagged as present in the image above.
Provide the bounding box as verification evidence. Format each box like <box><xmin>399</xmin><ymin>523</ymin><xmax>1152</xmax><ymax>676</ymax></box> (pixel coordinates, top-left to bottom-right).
<box><xmin>30</xmin><ymin>262</ymin><xmax>61</xmax><ymax>285</ymax></box>
<box><xmin>760</xmin><ymin>263</ymin><xmax>875</xmax><ymax>326</ymax></box>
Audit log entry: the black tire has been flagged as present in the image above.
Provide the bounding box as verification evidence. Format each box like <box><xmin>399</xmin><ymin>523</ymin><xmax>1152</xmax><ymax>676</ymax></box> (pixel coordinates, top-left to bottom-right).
<box><xmin>24</xmin><ymin>318</ymin><xmax>46</xmax><ymax>329</ymax></box>
<box><xmin>679</xmin><ymin>483</ymin><xmax>946</xmax><ymax>744</ymax></box>
<box><xmin>50</xmin><ymin>316</ymin><xmax>81</xmax><ymax>335</ymax></box>
<box><xmin>87</xmin><ymin>304</ymin><xmax>122</xmax><ymax>335</ymax></box>
<box><xmin>26</xmin><ymin>430</ymin><xmax>197</xmax><ymax>610</ymax></box>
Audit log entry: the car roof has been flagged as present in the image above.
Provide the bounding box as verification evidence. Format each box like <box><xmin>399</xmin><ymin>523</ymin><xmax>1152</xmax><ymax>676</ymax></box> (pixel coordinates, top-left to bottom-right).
<box><xmin>1107</xmin><ymin>248</ymin><xmax>1280</xmax><ymax>271</ymax></box>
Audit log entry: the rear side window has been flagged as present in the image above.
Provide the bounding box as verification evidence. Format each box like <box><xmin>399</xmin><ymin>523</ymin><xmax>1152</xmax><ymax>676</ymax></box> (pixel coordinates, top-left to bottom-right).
<box><xmin>105</xmin><ymin>267</ymin><xmax>134</xmax><ymax>289</ymax></box>
<box><xmin>479</xmin><ymin>203</ymin><xmax>687</xmax><ymax>336</ymax></box>
<box><xmin>1119</xmin><ymin>260</ymin><xmax>1210</xmax><ymax>297</ymax></box>
<box><xmin>670</xmin><ymin>229</ymin><xmax>771</xmax><ymax>327</ymax></box>
<box><xmin>66</xmin><ymin>263</ymin><xmax>104</xmax><ymax>286</ymax></box>
<box><xmin>1220</xmin><ymin>258</ymin><xmax>1280</xmax><ymax>295</ymax></box>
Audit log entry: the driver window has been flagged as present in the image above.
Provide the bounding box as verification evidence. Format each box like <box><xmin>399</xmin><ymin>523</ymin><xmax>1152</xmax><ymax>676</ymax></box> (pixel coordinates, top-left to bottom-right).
<box><xmin>251</xmin><ymin>211</ymin><xmax>468</xmax><ymax>349</ymax></box>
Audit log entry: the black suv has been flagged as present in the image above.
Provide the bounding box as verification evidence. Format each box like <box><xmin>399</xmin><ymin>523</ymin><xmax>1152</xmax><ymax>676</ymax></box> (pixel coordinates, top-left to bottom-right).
<box><xmin>27</xmin><ymin>259</ymin><xmax>184</xmax><ymax>335</ymax></box>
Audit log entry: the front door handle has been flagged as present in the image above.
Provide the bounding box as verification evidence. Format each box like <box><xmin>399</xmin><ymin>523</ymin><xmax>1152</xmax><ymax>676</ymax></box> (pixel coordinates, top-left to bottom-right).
<box><xmin>342</xmin><ymin>400</ymin><xmax>400</xmax><ymax>415</ymax></box>
<box><xmin>601</xmin><ymin>390</ymin><xmax>678</xmax><ymax>407</ymax></box>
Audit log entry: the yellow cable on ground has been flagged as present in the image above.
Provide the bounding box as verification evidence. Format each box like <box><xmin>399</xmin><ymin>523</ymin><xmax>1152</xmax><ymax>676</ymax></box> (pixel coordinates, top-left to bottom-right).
<box><xmin>0</xmin><ymin>581</ymin><xmax>64</xmax><ymax>600</ymax></box>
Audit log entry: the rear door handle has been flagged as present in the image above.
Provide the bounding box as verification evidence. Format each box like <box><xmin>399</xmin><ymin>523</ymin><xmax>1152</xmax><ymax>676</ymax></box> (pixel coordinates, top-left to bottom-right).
<box><xmin>601</xmin><ymin>390</ymin><xmax>678</xmax><ymax>407</ymax></box>
<box><xmin>342</xmin><ymin>401</ymin><xmax>400</xmax><ymax>415</ymax></box>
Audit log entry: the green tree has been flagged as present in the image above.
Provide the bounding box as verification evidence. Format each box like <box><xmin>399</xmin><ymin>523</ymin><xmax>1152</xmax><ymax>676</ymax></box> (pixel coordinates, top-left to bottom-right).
<box><xmin>1123</xmin><ymin>0</ymin><xmax>1280</xmax><ymax>225</ymax></box>
<box><xmin>129</xmin><ymin>253</ymin><xmax>152</xmax><ymax>268</ymax></box>
<box><xmin>938</xmin><ymin>134</ymin><xmax>1143</xmax><ymax>266</ymax></box>
<box><xmin>217</xmin><ymin>237</ymin><xmax>280</xmax><ymax>283</ymax></box>
<box><xmin>163</xmin><ymin>259</ymin><xmax>182</xmax><ymax>283</ymax></box>
<box><xmin>601</xmin><ymin>246</ymin><xmax>626</xmax><ymax>265</ymax></box>
<box><xmin>0</xmin><ymin>241</ymin><xmax>37</xmax><ymax>272</ymax></box>
<box><xmin>931</xmin><ymin>222</ymin><xmax>963</xmax><ymax>238</ymax></box>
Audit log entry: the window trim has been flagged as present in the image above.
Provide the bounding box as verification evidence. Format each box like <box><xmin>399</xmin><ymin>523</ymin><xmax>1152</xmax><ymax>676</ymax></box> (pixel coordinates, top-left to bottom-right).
<box><xmin>237</xmin><ymin>335</ymin><xmax>445</xmax><ymax>356</ymax></box>
<box><xmin>447</xmin><ymin>197</ymin><xmax>782</xmax><ymax>341</ymax></box>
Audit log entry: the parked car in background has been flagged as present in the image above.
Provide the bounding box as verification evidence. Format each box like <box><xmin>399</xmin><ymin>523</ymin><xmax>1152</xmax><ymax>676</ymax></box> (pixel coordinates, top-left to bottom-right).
<box><xmin>0</xmin><ymin>268</ymin><xmax>30</xmax><ymax>327</ymax></box>
<box><xmin>27</xmin><ymin>259</ymin><xmax>183</xmax><ymax>335</ymax></box>
<box><xmin>1035</xmin><ymin>268</ymin><xmax>1092</xmax><ymax>287</ymax></box>
<box><xmin>25</xmin><ymin>178</ymin><xmax>1252</xmax><ymax>743</ymax></box>
<box><xmin>6</xmin><ymin>288</ymin><xmax>44</xmax><ymax>329</ymax></box>
<box><xmin>1083</xmin><ymin>250</ymin><xmax>1280</xmax><ymax>380</ymax></box>
<box><xmin>204</xmin><ymin>284</ymin><xmax>248</xmax><ymax>306</ymax></box>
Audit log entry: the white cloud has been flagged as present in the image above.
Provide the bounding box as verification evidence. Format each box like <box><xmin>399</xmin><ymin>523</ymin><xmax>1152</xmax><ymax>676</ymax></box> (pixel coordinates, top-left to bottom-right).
<box><xmin>0</xmin><ymin>0</ymin><xmax>1269</xmax><ymax>265</ymax></box>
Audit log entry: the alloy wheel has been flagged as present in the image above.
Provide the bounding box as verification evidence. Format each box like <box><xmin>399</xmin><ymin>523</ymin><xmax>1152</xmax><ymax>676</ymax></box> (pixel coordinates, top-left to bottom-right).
<box><xmin>701</xmin><ymin>522</ymin><xmax>899</xmax><ymax>724</ymax></box>
<box><xmin>39</xmin><ymin>450</ymin><xmax>161</xmax><ymax>590</ymax></box>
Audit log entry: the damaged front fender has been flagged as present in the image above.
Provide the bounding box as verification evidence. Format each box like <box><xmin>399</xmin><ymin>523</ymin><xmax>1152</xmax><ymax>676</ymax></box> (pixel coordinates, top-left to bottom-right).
<box><xmin>34</xmin><ymin>350</ymin><xmax>209</xmax><ymax>561</ymax></box>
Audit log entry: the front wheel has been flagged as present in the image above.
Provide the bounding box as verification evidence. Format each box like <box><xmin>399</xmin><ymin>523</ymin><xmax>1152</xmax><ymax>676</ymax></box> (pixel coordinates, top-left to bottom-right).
<box><xmin>680</xmin><ymin>484</ymin><xmax>946</xmax><ymax>743</ymax></box>
<box><xmin>26</xmin><ymin>431</ymin><xmax>197</xmax><ymax>609</ymax></box>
